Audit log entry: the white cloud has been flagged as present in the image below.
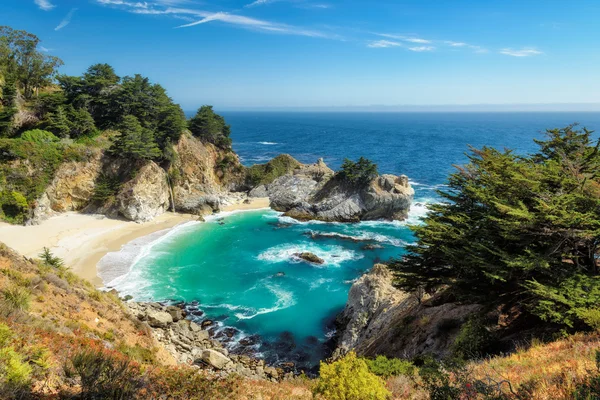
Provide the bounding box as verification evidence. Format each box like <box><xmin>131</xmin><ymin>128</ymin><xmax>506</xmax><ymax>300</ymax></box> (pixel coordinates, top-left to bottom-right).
<box><xmin>55</xmin><ymin>8</ymin><xmax>77</xmax><ymax>31</ymax></box>
<box><xmin>445</xmin><ymin>41</ymin><xmax>467</xmax><ymax>47</ymax></box>
<box><xmin>404</xmin><ymin>37</ymin><xmax>431</xmax><ymax>44</ymax></box>
<box><xmin>39</xmin><ymin>46</ymin><xmax>51</xmax><ymax>52</ymax></box>
<box><xmin>367</xmin><ymin>40</ymin><xmax>402</xmax><ymax>48</ymax></box>
<box><xmin>245</xmin><ymin>0</ymin><xmax>271</xmax><ymax>7</ymax></box>
<box><xmin>500</xmin><ymin>48</ymin><xmax>543</xmax><ymax>57</ymax></box>
<box><xmin>34</xmin><ymin>0</ymin><xmax>55</xmax><ymax>11</ymax></box>
<box><xmin>408</xmin><ymin>46</ymin><xmax>434</xmax><ymax>52</ymax></box>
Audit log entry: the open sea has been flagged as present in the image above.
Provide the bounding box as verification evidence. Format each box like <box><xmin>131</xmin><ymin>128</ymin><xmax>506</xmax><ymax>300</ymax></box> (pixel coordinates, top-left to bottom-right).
<box><xmin>100</xmin><ymin>112</ymin><xmax>600</xmax><ymax>371</ymax></box>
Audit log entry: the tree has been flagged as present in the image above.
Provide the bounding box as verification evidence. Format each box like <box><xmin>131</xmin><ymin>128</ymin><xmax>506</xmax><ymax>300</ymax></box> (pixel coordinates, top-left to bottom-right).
<box><xmin>0</xmin><ymin>26</ymin><xmax>63</xmax><ymax>99</ymax></box>
<box><xmin>0</xmin><ymin>76</ymin><xmax>17</xmax><ymax>137</ymax></box>
<box><xmin>188</xmin><ymin>105</ymin><xmax>232</xmax><ymax>149</ymax></box>
<box><xmin>109</xmin><ymin>115</ymin><xmax>161</xmax><ymax>161</ymax></box>
<box><xmin>338</xmin><ymin>157</ymin><xmax>378</xmax><ymax>185</ymax></box>
<box><xmin>391</xmin><ymin>125</ymin><xmax>600</xmax><ymax>330</ymax></box>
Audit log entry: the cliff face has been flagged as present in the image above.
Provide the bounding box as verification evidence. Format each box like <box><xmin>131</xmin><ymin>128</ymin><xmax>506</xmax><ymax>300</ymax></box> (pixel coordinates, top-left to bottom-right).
<box><xmin>251</xmin><ymin>157</ymin><xmax>414</xmax><ymax>222</ymax></box>
<box><xmin>334</xmin><ymin>264</ymin><xmax>481</xmax><ymax>360</ymax></box>
<box><xmin>31</xmin><ymin>134</ymin><xmax>244</xmax><ymax>224</ymax></box>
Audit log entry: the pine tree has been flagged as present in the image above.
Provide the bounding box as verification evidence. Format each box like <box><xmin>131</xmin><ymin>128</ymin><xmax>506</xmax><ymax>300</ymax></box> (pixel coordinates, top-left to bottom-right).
<box><xmin>109</xmin><ymin>115</ymin><xmax>161</xmax><ymax>161</ymax></box>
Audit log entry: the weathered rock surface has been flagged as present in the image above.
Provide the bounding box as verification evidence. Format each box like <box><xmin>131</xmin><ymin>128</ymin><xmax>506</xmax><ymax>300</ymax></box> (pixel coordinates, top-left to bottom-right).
<box><xmin>255</xmin><ymin>156</ymin><xmax>413</xmax><ymax>222</ymax></box>
<box><xmin>334</xmin><ymin>264</ymin><xmax>482</xmax><ymax>360</ymax></box>
<box><xmin>126</xmin><ymin>302</ymin><xmax>290</xmax><ymax>381</ymax></box>
<box><xmin>293</xmin><ymin>252</ymin><xmax>325</xmax><ymax>265</ymax></box>
<box><xmin>30</xmin><ymin>150</ymin><xmax>103</xmax><ymax>224</ymax></box>
<box><xmin>116</xmin><ymin>162</ymin><xmax>171</xmax><ymax>222</ymax></box>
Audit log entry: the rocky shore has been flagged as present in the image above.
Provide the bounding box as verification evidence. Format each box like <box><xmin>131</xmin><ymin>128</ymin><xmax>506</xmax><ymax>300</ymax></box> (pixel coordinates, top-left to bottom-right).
<box><xmin>126</xmin><ymin>302</ymin><xmax>291</xmax><ymax>381</ymax></box>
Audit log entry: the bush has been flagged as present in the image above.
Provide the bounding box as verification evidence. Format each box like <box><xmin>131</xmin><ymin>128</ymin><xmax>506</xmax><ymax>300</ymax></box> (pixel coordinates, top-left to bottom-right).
<box><xmin>116</xmin><ymin>343</ymin><xmax>156</xmax><ymax>365</ymax></box>
<box><xmin>0</xmin><ymin>347</ymin><xmax>32</xmax><ymax>389</ymax></box>
<box><xmin>0</xmin><ymin>190</ymin><xmax>29</xmax><ymax>224</ymax></box>
<box><xmin>365</xmin><ymin>355</ymin><xmax>415</xmax><ymax>378</ymax></box>
<box><xmin>245</xmin><ymin>154</ymin><xmax>301</xmax><ymax>187</ymax></box>
<box><xmin>63</xmin><ymin>348</ymin><xmax>144</xmax><ymax>399</ymax></box>
<box><xmin>313</xmin><ymin>352</ymin><xmax>390</xmax><ymax>400</ymax></box>
<box><xmin>20</xmin><ymin>129</ymin><xmax>59</xmax><ymax>144</ymax></box>
<box><xmin>1</xmin><ymin>285</ymin><xmax>31</xmax><ymax>315</ymax></box>
<box><xmin>0</xmin><ymin>323</ymin><xmax>13</xmax><ymax>348</ymax></box>
<box><xmin>452</xmin><ymin>316</ymin><xmax>494</xmax><ymax>360</ymax></box>
<box><xmin>39</xmin><ymin>247</ymin><xmax>64</xmax><ymax>269</ymax></box>
<box><xmin>338</xmin><ymin>157</ymin><xmax>378</xmax><ymax>185</ymax></box>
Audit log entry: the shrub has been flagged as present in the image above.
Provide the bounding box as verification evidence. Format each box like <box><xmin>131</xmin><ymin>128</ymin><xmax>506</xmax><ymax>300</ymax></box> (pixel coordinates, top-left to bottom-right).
<box><xmin>39</xmin><ymin>247</ymin><xmax>64</xmax><ymax>269</ymax></box>
<box><xmin>63</xmin><ymin>348</ymin><xmax>144</xmax><ymax>399</ymax></box>
<box><xmin>0</xmin><ymin>190</ymin><xmax>29</xmax><ymax>224</ymax></box>
<box><xmin>0</xmin><ymin>347</ymin><xmax>32</xmax><ymax>388</ymax></box>
<box><xmin>20</xmin><ymin>129</ymin><xmax>59</xmax><ymax>144</ymax></box>
<box><xmin>365</xmin><ymin>355</ymin><xmax>415</xmax><ymax>378</ymax></box>
<box><xmin>245</xmin><ymin>154</ymin><xmax>301</xmax><ymax>186</ymax></box>
<box><xmin>337</xmin><ymin>157</ymin><xmax>378</xmax><ymax>185</ymax></box>
<box><xmin>313</xmin><ymin>352</ymin><xmax>390</xmax><ymax>400</ymax></box>
<box><xmin>1</xmin><ymin>285</ymin><xmax>31</xmax><ymax>315</ymax></box>
<box><xmin>0</xmin><ymin>323</ymin><xmax>13</xmax><ymax>348</ymax></box>
<box><xmin>452</xmin><ymin>316</ymin><xmax>494</xmax><ymax>360</ymax></box>
<box><xmin>116</xmin><ymin>343</ymin><xmax>156</xmax><ymax>365</ymax></box>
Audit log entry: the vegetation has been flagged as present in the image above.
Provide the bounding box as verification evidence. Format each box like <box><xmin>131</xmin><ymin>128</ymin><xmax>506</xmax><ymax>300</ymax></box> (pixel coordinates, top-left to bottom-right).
<box><xmin>365</xmin><ymin>355</ymin><xmax>416</xmax><ymax>378</ymax></box>
<box><xmin>313</xmin><ymin>352</ymin><xmax>391</xmax><ymax>400</ymax></box>
<box><xmin>189</xmin><ymin>105</ymin><xmax>232</xmax><ymax>149</ymax></box>
<box><xmin>245</xmin><ymin>153</ymin><xmax>302</xmax><ymax>186</ymax></box>
<box><xmin>392</xmin><ymin>125</ymin><xmax>600</xmax><ymax>332</ymax></box>
<box><xmin>337</xmin><ymin>156</ymin><xmax>378</xmax><ymax>185</ymax></box>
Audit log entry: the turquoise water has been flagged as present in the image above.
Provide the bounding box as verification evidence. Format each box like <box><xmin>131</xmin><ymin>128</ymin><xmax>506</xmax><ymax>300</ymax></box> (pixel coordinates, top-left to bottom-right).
<box><xmin>109</xmin><ymin>112</ymin><xmax>600</xmax><ymax>369</ymax></box>
<box><xmin>109</xmin><ymin>209</ymin><xmax>416</xmax><ymax>368</ymax></box>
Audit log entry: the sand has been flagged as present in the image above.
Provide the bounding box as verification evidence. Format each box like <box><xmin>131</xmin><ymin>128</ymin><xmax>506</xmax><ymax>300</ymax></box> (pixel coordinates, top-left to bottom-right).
<box><xmin>0</xmin><ymin>197</ymin><xmax>271</xmax><ymax>286</ymax></box>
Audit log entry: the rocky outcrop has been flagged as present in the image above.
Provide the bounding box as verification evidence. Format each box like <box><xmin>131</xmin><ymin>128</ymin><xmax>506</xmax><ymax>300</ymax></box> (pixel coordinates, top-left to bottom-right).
<box><xmin>293</xmin><ymin>252</ymin><xmax>325</xmax><ymax>265</ymax></box>
<box><xmin>30</xmin><ymin>150</ymin><xmax>103</xmax><ymax>224</ymax></box>
<box><xmin>255</xmin><ymin>156</ymin><xmax>413</xmax><ymax>222</ymax></box>
<box><xmin>170</xmin><ymin>134</ymin><xmax>244</xmax><ymax>216</ymax></box>
<box><xmin>126</xmin><ymin>302</ymin><xmax>287</xmax><ymax>381</ymax></box>
<box><xmin>116</xmin><ymin>162</ymin><xmax>171</xmax><ymax>223</ymax></box>
<box><xmin>334</xmin><ymin>264</ymin><xmax>482</xmax><ymax>360</ymax></box>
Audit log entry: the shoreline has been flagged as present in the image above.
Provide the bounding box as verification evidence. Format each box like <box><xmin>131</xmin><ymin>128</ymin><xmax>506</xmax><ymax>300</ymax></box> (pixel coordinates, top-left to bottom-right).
<box><xmin>0</xmin><ymin>197</ymin><xmax>271</xmax><ymax>287</ymax></box>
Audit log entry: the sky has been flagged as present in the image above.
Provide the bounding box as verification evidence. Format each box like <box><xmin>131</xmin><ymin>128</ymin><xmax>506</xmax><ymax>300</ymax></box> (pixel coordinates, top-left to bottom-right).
<box><xmin>3</xmin><ymin>0</ymin><xmax>600</xmax><ymax>110</ymax></box>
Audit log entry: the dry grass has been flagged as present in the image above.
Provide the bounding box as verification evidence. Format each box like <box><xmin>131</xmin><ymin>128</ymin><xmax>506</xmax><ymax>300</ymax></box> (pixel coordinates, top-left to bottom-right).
<box><xmin>471</xmin><ymin>332</ymin><xmax>600</xmax><ymax>399</ymax></box>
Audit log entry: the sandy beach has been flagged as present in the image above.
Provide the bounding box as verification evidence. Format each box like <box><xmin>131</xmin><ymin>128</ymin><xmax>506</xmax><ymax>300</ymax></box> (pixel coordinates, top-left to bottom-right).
<box><xmin>0</xmin><ymin>197</ymin><xmax>270</xmax><ymax>286</ymax></box>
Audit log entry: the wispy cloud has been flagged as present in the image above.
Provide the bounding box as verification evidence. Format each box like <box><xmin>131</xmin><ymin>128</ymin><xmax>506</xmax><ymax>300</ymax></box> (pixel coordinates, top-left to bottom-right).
<box><xmin>39</xmin><ymin>46</ymin><xmax>52</xmax><ymax>52</ymax></box>
<box><xmin>34</xmin><ymin>0</ymin><xmax>55</xmax><ymax>11</ymax></box>
<box><xmin>367</xmin><ymin>40</ymin><xmax>402</xmax><ymax>48</ymax></box>
<box><xmin>500</xmin><ymin>48</ymin><xmax>543</xmax><ymax>57</ymax></box>
<box><xmin>55</xmin><ymin>8</ymin><xmax>77</xmax><ymax>31</ymax></box>
<box><xmin>445</xmin><ymin>41</ymin><xmax>467</xmax><ymax>47</ymax></box>
<box><xmin>245</xmin><ymin>0</ymin><xmax>271</xmax><ymax>7</ymax></box>
<box><xmin>408</xmin><ymin>46</ymin><xmax>434</xmax><ymax>52</ymax></box>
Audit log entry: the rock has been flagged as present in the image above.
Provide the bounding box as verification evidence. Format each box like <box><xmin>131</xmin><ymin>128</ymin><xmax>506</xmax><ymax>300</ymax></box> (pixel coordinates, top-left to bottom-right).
<box><xmin>293</xmin><ymin>252</ymin><xmax>325</xmax><ymax>265</ymax></box>
<box><xmin>249</xmin><ymin>184</ymin><xmax>269</xmax><ymax>198</ymax></box>
<box><xmin>146</xmin><ymin>310</ymin><xmax>173</xmax><ymax>328</ymax></box>
<box><xmin>166</xmin><ymin>305</ymin><xmax>185</xmax><ymax>322</ymax></box>
<box><xmin>264</xmin><ymin>366</ymin><xmax>279</xmax><ymax>379</ymax></box>
<box><xmin>275</xmin><ymin>272</ymin><xmax>285</xmax><ymax>277</ymax></box>
<box><xmin>201</xmin><ymin>320</ymin><xmax>214</xmax><ymax>328</ymax></box>
<box><xmin>201</xmin><ymin>349</ymin><xmax>231</xmax><ymax>369</ymax></box>
<box><xmin>334</xmin><ymin>264</ymin><xmax>482</xmax><ymax>360</ymax></box>
<box><xmin>258</xmin><ymin>156</ymin><xmax>414</xmax><ymax>222</ymax></box>
<box><xmin>189</xmin><ymin>321</ymin><xmax>202</xmax><ymax>332</ymax></box>
<box><xmin>117</xmin><ymin>162</ymin><xmax>171</xmax><ymax>222</ymax></box>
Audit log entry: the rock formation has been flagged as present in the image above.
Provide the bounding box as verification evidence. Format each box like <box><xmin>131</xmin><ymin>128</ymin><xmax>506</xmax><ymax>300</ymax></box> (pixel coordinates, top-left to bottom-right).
<box><xmin>126</xmin><ymin>302</ymin><xmax>288</xmax><ymax>381</ymax></box>
<box><xmin>293</xmin><ymin>252</ymin><xmax>325</xmax><ymax>265</ymax></box>
<box><xmin>334</xmin><ymin>264</ymin><xmax>481</xmax><ymax>360</ymax></box>
<box><xmin>116</xmin><ymin>162</ymin><xmax>171</xmax><ymax>222</ymax></box>
<box><xmin>251</xmin><ymin>156</ymin><xmax>413</xmax><ymax>222</ymax></box>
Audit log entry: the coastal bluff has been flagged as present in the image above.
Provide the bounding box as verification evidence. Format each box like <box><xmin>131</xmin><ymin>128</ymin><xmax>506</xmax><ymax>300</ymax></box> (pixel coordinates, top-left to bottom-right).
<box><xmin>249</xmin><ymin>155</ymin><xmax>414</xmax><ymax>222</ymax></box>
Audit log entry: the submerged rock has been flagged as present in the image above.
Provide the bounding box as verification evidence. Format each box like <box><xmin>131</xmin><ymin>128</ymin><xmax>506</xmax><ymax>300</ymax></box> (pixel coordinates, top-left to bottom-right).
<box><xmin>362</xmin><ymin>243</ymin><xmax>384</xmax><ymax>250</ymax></box>
<box><xmin>293</xmin><ymin>252</ymin><xmax>325</xmax><ymax>265</ymax></box>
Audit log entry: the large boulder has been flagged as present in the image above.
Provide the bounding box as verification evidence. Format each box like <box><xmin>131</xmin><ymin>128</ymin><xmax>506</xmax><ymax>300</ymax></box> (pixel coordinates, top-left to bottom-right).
<box><xmin>117</xmin><ymin>162</ymin><xmax>171</xmax><ymax>222</ymax></box>
<box><xmin>201</xmin><ymin>349</ymin><xmax>231</xmax><ymax>369</ymax></box>
<box><xmin>146</xmin><ymin>310</ymin><xmax>174</xmax><ymax>328</ymax></box>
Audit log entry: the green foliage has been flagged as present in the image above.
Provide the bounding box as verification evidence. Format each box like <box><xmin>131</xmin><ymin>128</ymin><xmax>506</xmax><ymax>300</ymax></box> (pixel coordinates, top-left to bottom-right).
<box><xmin>188</xmin><ymin>105</ymin><xmax>232</xmax><ymax>149</ymax></box>
<box><xmin>0</xmin><ymin>76</ymin><xmax>17</xmax><ymax>137</ymax></box>
<box><xmin>0</xmin><ymin>190</ymin><xmax>28</xmax><ymax>223</ymax></box>
<box><xmin>0</xmin><ymin>26</ymin><xmax>63</xmax><ymax>99</ymax></box>
<box><xmin>20</xmin><ymin>129</ymin><xmax>58</xmax><ymax>143</ymax></box>
<box><xmin>39</xmin><ymin>247</ymin><xmax>65</xmax><ymax>269</ymax></box>
<box><xmin>452</xmin><ymin>316</ymin><xmax>494</xmax><ymax>360</ymax></box>
<box><xmin>245</xmin><ymin>154</ymin><xmax>301</xmax><ymax>186</ymax></box>
<box><xmin>1</xmin><ymin>285</ymin><xmax>31</xmax><ymax>314</ymax></box>
<box><xmin>364</xmin><ymin>355</ymin><xmax>415</xmax><ymax>378</ymax></box>
<box><xmin>109</xmin><ymin>115</ymin><xmax>161</xmax><ymax>161</ymax></box>
<box><xmin>92</xmin><ymin>173</ymin><xmax>123</xmax><ymax>203</ymax></box>
<box><xmin>392</xmin><ymin>125</ymin><xmax>600</xmax><ymax>331</ymax></box>
<box><xmin>64</xmin><ymin>348</ymin><xmax>143</xmax><ymax>400</ymax></box>
<box><xmin>0</xmin><ymin>323</ymin><xmax>13</xmax><ymax>348</ymax></box>
<box><xmin>313</xmin><ymin>351</ymin><xmax>391</xmax><ymax>400</ymax></box>
<box><xmin>116</xmin><ymin>343</ymin><xmax>156</xmax><ymax>365</ymax></box>
<box><xmin>0</xmin><ymin>347</ymin><xmax>32</xmax><ymax>388</ymax></box>
<box><xmin>338</xmin><ymin>157</ymin><xmax>378</xmax><ymax>185</ymax></box>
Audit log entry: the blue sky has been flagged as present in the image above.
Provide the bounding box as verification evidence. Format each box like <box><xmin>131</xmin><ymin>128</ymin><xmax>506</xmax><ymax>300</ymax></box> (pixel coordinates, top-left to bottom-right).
<box><xmin>3</xmin><ymin>0</ymin><xmax>600</xmax><ymax>110</ymax></box>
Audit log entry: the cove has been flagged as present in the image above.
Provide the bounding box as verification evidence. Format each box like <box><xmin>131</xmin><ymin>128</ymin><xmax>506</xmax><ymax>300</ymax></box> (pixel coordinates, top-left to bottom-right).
<box><xmin>101</xmin><ymin>209</ymin><xmax>417</xmax><ymax>370</ymax></box>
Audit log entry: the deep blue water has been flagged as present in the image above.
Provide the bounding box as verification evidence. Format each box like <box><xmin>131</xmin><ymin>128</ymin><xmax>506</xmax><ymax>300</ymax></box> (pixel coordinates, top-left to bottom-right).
<box><xmin>111</xmin><ymin>112</ymin><xmax>600</xmax><ymax>371</ymax></box>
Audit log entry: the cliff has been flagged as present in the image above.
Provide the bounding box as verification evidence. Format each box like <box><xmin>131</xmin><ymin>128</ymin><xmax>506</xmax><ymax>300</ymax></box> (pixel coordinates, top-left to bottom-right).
<box><xmin>30</xmin><ymin>133</ymin><xmax>245</xmax><ymax>224</ymax></box>
<box><xmin>334</xmin><ymin>264</ymin><xmax>481</xmax><ymax>360</ymax></box>
<box><xmin>250</xmin><ymin>156</ymin><xmax>414</xmax><ymax>222</ymax></box>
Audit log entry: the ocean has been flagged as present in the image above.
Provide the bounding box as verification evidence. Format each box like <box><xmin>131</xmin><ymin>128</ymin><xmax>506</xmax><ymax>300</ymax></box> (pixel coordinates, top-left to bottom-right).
<box><xmin>102</xmin><ymin>112</ymin><xmax>600</xmax><ymax>371</ymax></box>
